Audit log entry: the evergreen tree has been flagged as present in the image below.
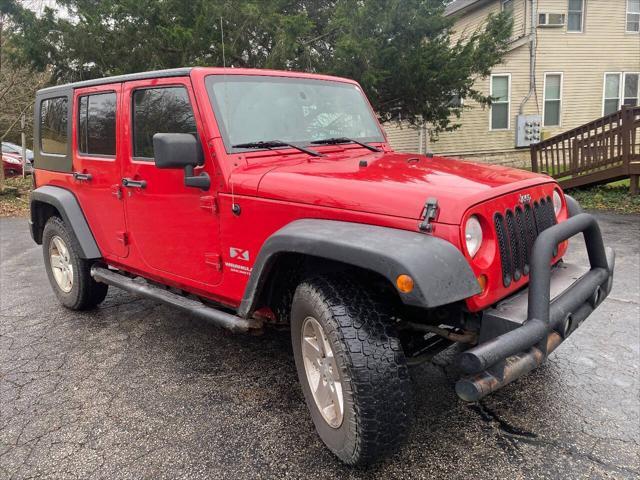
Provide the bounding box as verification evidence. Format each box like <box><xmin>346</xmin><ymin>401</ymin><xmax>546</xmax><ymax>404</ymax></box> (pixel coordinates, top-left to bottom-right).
<box><xmin>2</xmin><ymin>0</ymin><xmax>512</xmax><ymax>134</ymax></box>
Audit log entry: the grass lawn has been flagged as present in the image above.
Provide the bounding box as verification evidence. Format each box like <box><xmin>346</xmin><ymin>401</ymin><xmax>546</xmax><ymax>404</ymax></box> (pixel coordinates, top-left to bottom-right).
<box><xmin>566</xmin><ymin>180</ymin><xmax>640</xmax><ymax>214</ymax></box>
<box><xmin>0</xmin><ymin>176</ymin><xmax>32</xmax><ymax>217</ymax></box>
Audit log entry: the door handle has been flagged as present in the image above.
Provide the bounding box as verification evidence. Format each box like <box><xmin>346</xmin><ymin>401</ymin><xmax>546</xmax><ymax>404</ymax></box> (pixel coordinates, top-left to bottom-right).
<box><xmin>73</xmin><ymin>172</ymin><xmax>92</xmax><ymax>181</ymax></box>
<box><xmin>122</xmin><ymin>178</ymin><xmax>147</xmax><ymax>189</ymax></box>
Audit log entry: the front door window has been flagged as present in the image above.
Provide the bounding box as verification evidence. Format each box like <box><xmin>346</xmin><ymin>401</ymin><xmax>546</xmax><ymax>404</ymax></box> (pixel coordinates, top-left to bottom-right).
<box><xmin>132</xmin><ymin>87</ymin><xmax>197</xmax><ymax>159</ymax></box>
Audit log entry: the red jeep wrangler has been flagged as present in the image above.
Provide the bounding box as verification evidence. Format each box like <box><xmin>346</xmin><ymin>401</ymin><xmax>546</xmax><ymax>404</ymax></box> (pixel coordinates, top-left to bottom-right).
<box><xmin>30</xmin><ymin>67</ymin><xmax>615</xmax><ymax>465</ymax></box>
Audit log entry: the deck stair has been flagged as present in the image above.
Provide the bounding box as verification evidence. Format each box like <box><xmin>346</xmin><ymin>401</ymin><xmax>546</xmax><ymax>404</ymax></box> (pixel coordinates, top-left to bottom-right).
<box><xmin>530</xmin><ymin>106</ymin><xmax>640</xmax><ymax>195</ymax></box>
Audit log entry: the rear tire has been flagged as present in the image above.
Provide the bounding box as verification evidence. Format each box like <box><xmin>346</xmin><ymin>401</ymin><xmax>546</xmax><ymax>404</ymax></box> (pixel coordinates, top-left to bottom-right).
<box><xmin>42</xmin><ymin>216</ymin><xmax>108</xmax><ymax>310</ymax></box>
<box><xmin>291</xmin><ymin>276</ymin><xmax>413</xmax><ymax>466</ymax></box>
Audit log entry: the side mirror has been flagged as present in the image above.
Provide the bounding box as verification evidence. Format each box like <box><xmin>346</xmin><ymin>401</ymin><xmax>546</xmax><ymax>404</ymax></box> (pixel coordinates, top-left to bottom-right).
<box><xmin>152</xmin><ymin>133</ymin><xmax>210</xmax><ymax>190</ymax></box>
<box><xmin>153</xmin><ymin>133</ymin><xmax>202</xmax><ymax>168</ymax></box>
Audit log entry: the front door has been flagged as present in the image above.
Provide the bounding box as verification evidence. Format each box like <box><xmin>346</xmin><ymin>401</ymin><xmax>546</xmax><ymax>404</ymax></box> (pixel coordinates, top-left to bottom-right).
<box><xmin>120</xmin><ymin>77</ymin><xmax>222</xmax><ymax>287</ymax></box>
<box><xmin>72</xmin><ymin>85</ymin><xmax>128</xmax><ymax>258</ymax></box>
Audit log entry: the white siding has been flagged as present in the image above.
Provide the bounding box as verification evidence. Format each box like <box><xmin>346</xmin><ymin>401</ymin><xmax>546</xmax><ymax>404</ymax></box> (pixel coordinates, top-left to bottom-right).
<box><xmin>424</xmin><ymin>0</ymin><xmax>640</xmax><ymax>160</ymax></box>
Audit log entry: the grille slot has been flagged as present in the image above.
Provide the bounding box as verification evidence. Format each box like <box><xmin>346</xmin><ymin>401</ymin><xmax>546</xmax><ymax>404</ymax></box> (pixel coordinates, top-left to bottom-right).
<box><xmin>505</xmin><ymin>210</ymin><xmax>522</xmax><ymax>281</ymax></box>
<box><xmin>495</xmin><ymin>195</ymin><xmax>558</xmax><ymax>287</ymax></box>
<box><xmin>494</xmin><ymin>213</ymin><xmax>512</xmax><ymax>287</ymax></box>
<box><xmin>514</xmin><ymin>206</ymin><xmax>530</xmax><ymax>276</ymax></box>
<box><xmin>523</xmin><ymin>203</ymin><xmax>537</xmax><ymax>265</ymax></box>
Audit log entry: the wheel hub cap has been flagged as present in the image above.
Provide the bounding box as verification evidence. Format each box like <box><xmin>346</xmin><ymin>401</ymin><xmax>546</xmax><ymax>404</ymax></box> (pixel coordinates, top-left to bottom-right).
<box><xmin>301</xmin><ymin>316</ymin><xmax>344</xmax><ymax>428</ymax></box>
<box><xmin>49</xmin><ymin>236</ymin><xmax>73</xmax><ymax>293</ymax></box>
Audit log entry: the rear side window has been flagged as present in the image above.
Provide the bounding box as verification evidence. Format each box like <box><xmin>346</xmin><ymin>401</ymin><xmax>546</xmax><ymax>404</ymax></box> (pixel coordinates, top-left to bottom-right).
<box><xmin>40</xmin><ymin>97</ymin><xmax>68</xmax><ymax>155</ymax></box>
<box><xmin>78</xmin><ymin>92</ymin><xmax>117</xmax><ymax>156</ymax></box>
<box><xmin>132</xmin><ymin>86</ymin><xmax>196</xmax><ymax>159</ymax></box>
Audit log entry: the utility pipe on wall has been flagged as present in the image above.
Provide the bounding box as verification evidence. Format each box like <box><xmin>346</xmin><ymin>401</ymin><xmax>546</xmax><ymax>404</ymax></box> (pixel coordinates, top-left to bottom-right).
<box><xmin>519</xmin><ymin>0</ymin><xmax>538</xmax><ymax>115</ymax></box>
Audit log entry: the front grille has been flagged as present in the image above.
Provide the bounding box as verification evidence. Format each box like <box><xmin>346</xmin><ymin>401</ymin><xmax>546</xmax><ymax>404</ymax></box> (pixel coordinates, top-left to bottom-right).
<box><xmin>495</xmin><ymin>195</ymin><xmax>557</xmax><ymax>287</ymax></box>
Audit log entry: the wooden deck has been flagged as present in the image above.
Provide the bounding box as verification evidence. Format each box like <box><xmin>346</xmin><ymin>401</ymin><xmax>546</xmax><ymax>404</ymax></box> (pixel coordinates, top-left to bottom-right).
<box><xmin>530</xmin><ymin>106</ymin><xmax>640</xmax><ymax>195</ymax></box>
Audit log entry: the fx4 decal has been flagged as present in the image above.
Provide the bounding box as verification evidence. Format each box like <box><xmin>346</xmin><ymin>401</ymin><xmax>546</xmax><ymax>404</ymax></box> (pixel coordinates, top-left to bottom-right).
<box><xmin>229</xmin><ymin>247</ymin><xmax>250</xmax><ymax>261</ymax></box>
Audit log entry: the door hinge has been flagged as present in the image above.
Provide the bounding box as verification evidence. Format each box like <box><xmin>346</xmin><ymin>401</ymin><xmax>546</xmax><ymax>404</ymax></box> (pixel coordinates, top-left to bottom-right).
<box><xmin>116</xmin><ymin>231</ymin><xmax>129</xmax><ymax>246</ymax></box>
<box><xmin>418</xmin><ymin>197</ymin><xmax>438</xmax><ymax>233</ymax></box>
<box><xmin>205</xmin><ymin>253</ymin><xmax>222</xmax><ymax>271</ymax></box>
<box><xmin>111</xmin><ymin>184</ymin><xmax>123</xmax><ymax>200</ymax></box>
<box><xmin>199</xmin><ymin>196</ymin><xmax>218</xmax><ymax>213</ymax></box>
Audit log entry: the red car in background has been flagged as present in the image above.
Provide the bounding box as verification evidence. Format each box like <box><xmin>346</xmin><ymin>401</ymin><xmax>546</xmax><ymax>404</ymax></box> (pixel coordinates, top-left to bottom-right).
<box><xmin>2</xmin><ymin>152</ymin><xmax>24</xmax><ymax>177</ymax></box>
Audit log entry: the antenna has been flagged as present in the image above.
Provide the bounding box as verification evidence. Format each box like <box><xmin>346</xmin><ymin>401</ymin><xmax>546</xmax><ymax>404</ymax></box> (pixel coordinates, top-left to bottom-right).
<box><xmin>220</xmin><ymin>16</ymin><xmax>235</xmax><ymax>208</ymax></box>
<box><xmin>220</xmin><ymin>16</ymin><xmax>226</xmax><ymax>68</ymax></box>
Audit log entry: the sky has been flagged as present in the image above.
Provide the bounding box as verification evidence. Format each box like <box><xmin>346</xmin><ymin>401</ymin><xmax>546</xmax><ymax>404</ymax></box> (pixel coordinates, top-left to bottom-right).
<box><xmin>19</xmin><ymin>0</ymin><xmax>69</xmax><ymax>18</ymax></box>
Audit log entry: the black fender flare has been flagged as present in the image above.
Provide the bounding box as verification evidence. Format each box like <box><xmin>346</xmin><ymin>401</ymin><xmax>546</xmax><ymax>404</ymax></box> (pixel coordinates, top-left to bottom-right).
<box><xmin>30</xmin><ymin>185</ymin><xmax>102</xmax><ymax>259</ymax></box>
<box><xmin>564</xmin><ymin>194</ymin><xmax>583</xmax><ymax>217</ymax></box>
<box><xmin>238</xmin><ymin>219</ymin><xmax>480</xmax><ymax>317</ymax></box>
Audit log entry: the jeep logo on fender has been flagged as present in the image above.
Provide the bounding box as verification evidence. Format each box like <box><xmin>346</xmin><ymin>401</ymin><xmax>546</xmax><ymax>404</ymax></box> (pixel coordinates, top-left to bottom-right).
<box><xmin>229</xmin><ymin>247</ymin><xmax>250</xmax><ymax>261</ymax></box>
<box><xmin>519</xmin><ymin>193</ymin><xmax>532</xmax><ymax>204</ymax></box>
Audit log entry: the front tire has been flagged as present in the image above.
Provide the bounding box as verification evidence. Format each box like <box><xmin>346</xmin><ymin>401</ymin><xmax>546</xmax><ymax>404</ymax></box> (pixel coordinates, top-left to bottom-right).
<box><xmin>291</xmin><ymin>276</ymin><xmax>413</xmax><ymax>465</ymax></box>
<box><xmin>42</xmin><ymin>216</ymin><xmax>108</xmax><ymax>310</ymax></box>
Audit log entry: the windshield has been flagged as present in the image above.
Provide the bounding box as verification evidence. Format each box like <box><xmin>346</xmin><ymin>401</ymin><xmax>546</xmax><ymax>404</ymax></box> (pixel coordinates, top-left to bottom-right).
<box><xmin>205</xmin><ymin>75</ymin><xmax>384</xmax><ymax>152</ymax></box>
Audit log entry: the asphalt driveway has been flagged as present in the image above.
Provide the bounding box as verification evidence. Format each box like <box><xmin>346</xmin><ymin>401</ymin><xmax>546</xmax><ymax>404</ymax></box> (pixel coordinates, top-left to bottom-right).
<box><xmin>1</xmin><ymin>213</ymin><xmax>638</xmax><ymax>479</ymax></box>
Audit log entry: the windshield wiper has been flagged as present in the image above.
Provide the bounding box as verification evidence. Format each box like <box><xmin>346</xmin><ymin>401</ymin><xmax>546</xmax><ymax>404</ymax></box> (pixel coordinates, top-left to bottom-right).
<box><xmin>310</xmin><ymin>137</ymin><xmax>382</xmax><ymax>152</ymax></box>
<box><xmin>232</xmin><ymin>140</ymin><xmax>324</xmax><ymax>157</ymax></box>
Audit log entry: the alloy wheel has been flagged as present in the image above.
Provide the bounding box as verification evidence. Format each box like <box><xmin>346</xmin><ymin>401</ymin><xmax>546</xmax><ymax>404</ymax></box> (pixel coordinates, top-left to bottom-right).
<box><xmin>49</xmin><ymin>235</ymin><xmax>74</xmax><ymax>293</ymax></box>
<box><xmin>301</xmin><ymin>316</ymin><xmax>344</xmax><ymax>428</ymax></box>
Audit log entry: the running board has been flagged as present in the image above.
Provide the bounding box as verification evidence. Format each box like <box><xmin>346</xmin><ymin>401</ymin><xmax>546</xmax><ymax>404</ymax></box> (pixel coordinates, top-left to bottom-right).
<box><xmin>90</xmin><ymin>267</ymin><xmax>261</xmax><ymax>334</ymax></box>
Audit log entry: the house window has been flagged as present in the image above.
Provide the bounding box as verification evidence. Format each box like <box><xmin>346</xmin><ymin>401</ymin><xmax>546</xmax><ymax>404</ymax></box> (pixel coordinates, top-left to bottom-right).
<box><xmin>603</xmin><ymin>74</ymin><xmax>621</xmax><ymax>115</ymax></box>
<box><xmin>603</xmin><ymin>73</ymin><xmax>640</xmax><ymax>114</ymax></box>
<box><xmin>543</xmin><ymin>74</ymin><xmax>563</xmax><ymax>126</ymax></box>
<box><xmin>447</xmin><ymin>94</ymin><xmax>464</xmax><ymax>108</ymax></box>
<box><xmin>628</xmin><ymin>0</ymin><xmax>640</xmax><ymax>32</ymax></box>
<box><xmin>502</xmin><ymin>0</ymin><xmax>514</xmax><ymax>13</ymax></box>
<box><xmin>567</xmin><ymin>0</ymin><xmax>584</xmax><ymax>32</ymax></box>
<box><xmin>623</xmin><ymin>73</ymin><xmax>639</xmax><ymax>106</ymax></box>
<box><xmin>490</xmin><ymin>74</ymin><xmax>510</xmax><ymax>130</ymax></box>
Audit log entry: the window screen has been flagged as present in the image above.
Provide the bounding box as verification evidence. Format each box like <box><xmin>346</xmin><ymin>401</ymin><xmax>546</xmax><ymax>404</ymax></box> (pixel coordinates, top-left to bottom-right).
<box><xmin>490</xmin><ymin>75</ymin><xmax>510</xmax><ymax>130</ymax></box>
<box><xmin>628</xmin><ymin>0</ymin><xmax>640</xmax><ymax>32</ymax></box>
<box><xmin>624</xmin><ymin>73</ymin><xmax>639</xmax><ymax>106</ymax></box>
<box><xmin>603</xmin><ymin>74</ymin><xmax>621</xmax><ymax>115</ymax></box>
<box><xmin>40</xmin><ymin>97</ymin><xmax>68</xmax><ymax>155</ymax></box>
<box><xmin>132</xmin><ymin>87</ymin><xmax>196</xmax><ymax>159</ymax></box>
<box><xmin>544</xmin><ymin>74</ymin><xmax>562</xmax><ymax>126</ymax></box>
<box><xmin>567</xmin><ymin>0</ymin><xmax>584</xmax><ymax>32</ymax></box>
<box><xmin>78</xmin><ymin>92</ymin><xmax>117</xmax><ymax>156</ymax></box>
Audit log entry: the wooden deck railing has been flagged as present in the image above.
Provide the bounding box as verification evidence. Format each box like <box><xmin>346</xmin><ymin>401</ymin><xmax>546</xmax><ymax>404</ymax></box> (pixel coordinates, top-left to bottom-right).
<box><xmin>530</xmin><ymin>106</ymin><xmax>640</xmax><ymax>194</ymax></box>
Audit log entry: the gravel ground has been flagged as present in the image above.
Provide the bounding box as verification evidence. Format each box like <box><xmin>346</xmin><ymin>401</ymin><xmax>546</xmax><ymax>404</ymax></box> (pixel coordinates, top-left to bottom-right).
<box><xmin>1</xmin><ymin>213</ymin><xmax>638</xmax><ymax>479</ymax></box>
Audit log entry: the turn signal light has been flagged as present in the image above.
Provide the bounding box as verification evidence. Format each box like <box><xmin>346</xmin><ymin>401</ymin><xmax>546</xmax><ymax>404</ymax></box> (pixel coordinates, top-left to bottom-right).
<box><xmin>396</xmin><ymin>274</ymin><xmax>414</xmax><ymax>293</ymax></box>
<box><xmin>477</xmin><ymin>274</ymin><xmax>488</xmax><ymax>294</ymax></box>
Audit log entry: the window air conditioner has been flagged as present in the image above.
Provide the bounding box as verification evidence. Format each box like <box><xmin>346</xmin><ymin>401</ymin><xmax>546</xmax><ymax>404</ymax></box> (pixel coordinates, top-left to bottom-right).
<box><xmin>538</xmin><ymin>13</ymin><xmax>566</xmax><ymax>27</ymax></box>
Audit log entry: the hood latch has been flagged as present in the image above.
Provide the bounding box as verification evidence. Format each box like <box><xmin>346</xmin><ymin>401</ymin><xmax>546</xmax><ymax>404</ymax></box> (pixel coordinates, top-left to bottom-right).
<box><xmin>418</xmin><ymin>197</ymin><xmax>438</xmax><ymax>233</ymax></box>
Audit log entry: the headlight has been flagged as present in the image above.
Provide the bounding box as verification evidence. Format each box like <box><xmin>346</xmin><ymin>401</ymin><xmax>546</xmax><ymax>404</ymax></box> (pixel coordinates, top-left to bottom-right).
<box><xmin>465</xmin><ymin>215</ymin><xmax>483</xmax><ymax>258</ymax></box>
<box><xmin>3</xmin><ymin>155</ymin><xmax>21</xmax><ymax>165</ymax></box>
<box><xmin>553</xmin><ymin>190</ymin><xmax>562</xmax><ymax>217</ymax></box>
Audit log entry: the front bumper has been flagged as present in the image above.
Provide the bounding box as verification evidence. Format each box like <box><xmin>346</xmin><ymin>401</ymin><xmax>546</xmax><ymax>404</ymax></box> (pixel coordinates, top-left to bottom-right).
<box><xmin>456</xmin><ymin>211</ymin><xmax>615</xmax><ymax>402</ymax></box>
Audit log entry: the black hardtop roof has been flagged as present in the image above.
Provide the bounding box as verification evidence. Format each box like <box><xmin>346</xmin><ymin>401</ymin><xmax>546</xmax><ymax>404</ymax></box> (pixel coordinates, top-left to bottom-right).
<box><xmin>36</xmin><ymin>67</ymin><xmax>193</xmax><ymax>96</ymax></box>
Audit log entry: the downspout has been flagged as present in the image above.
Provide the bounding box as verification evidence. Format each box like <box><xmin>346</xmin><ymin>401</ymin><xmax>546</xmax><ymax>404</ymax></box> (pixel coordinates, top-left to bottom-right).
<box><xmin>519</xmin><ymin>0</ymin><xmax>537</xmax><ymax>114</ymax></box>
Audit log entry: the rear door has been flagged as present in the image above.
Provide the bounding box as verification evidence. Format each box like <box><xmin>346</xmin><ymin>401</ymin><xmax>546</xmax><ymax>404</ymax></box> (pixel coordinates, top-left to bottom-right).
<box><xmin>72</xmin><ymin>85</ymin><xmax>128</xmax><ymax>258</ymax></box>
<box><xmin>120</xmin><ymin>77</ymin><xmax>222</xmax><ymax>287</ymax></box>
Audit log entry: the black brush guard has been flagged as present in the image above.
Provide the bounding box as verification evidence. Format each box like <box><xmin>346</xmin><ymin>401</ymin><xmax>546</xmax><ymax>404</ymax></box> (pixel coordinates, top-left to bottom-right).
<box><xmin>455</xmin><ymin>212</ymin><xmax>615</xmax><ymax>402</ymax></box>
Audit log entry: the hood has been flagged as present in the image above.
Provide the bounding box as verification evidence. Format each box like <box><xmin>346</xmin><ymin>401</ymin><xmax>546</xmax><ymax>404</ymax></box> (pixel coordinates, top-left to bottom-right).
<box><xmin>255</xmin><ymin>151</ymin><xmax>555</xmax><ymax>224</ymax></box>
